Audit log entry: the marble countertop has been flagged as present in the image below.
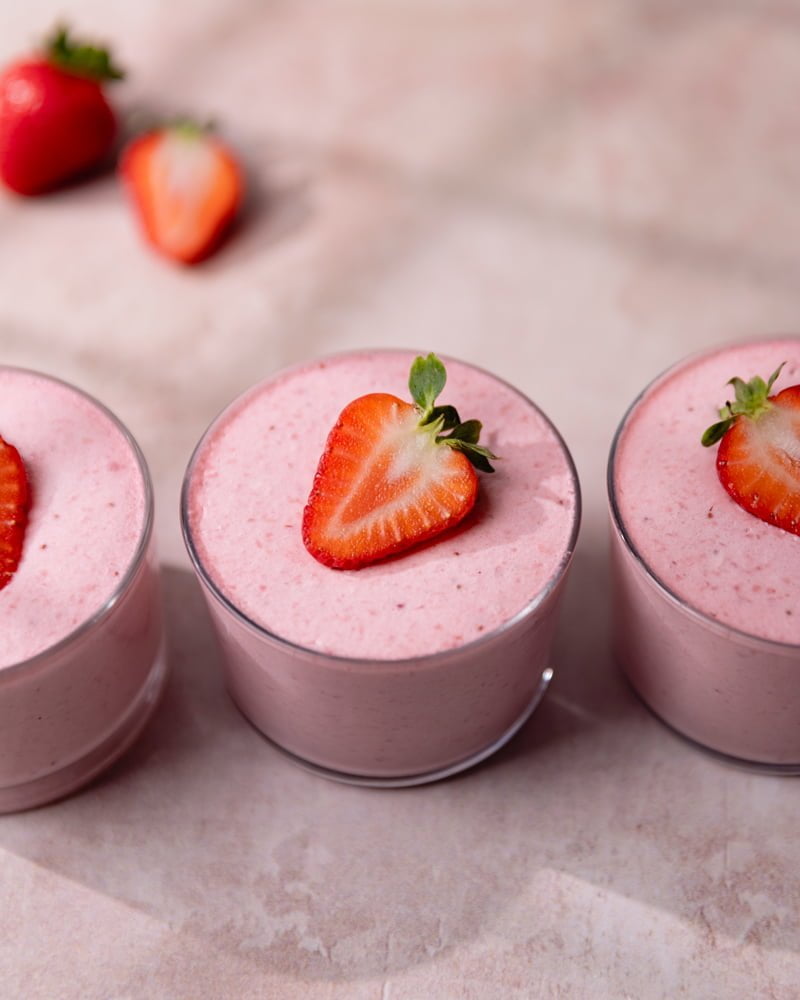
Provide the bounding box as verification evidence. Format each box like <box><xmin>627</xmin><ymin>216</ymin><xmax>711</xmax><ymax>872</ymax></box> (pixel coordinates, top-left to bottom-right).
<box><xmin>1</xmin><ymin>1</ymin><xmax>799</xmax><ymax>996</ymax></box>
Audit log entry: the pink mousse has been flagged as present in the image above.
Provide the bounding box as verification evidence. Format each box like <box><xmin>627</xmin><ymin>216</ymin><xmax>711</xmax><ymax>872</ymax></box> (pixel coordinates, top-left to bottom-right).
<box><xmin>614</xmin><ymin>337</ymin><xmax>800</xmax><ymax>645</ymax></box>
<box><xmin>0</xmin><ymin>368</ymin><xmax>146</xmax><ymax>667</ymax></box>
<box><xmin>188</xmin><ymin>351</ymin><xmax>577</xmax><ymax>660</ymax></box>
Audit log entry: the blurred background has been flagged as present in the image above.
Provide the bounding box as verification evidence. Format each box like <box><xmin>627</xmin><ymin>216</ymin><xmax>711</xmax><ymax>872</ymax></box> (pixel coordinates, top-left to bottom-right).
<box><xmin>4</xmin><ymin>0</ymin><xmax>800</xmax><ymax>560</ymax></box>
<box><xmin>1</xmin><ymin>2</ymin><xmax>799</xmax><ymax>998</ymax></box>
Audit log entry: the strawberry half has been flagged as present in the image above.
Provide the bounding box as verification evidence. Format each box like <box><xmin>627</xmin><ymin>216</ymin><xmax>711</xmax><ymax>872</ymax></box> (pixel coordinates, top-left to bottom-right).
<box><xmin>0</xmin><ymin>435</ymin><xmax>31</xmax><ymax>591</ymax></box>
<box><xmin>702</xmin><ymin>362</ymin><xmax>800</xmax><ymax>535</ymax></box>
<box><xmin>0</xmin><ymin>26</ymin><xmax>122</xmax><ymax>196</ymax></box>
<box><xmin>303</xmin><ymin>354</ymin><xmax>498</xmax><ymax>569</ymax></box>
<box><xmin>121</xmin><ymin>124</ymin><xmax>243</xmax><ymax>264</ymax></box>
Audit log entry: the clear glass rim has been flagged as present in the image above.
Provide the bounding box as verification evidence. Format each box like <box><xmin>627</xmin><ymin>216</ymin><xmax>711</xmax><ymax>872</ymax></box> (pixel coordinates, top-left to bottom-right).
<box><xmin>181</xmin><ymin>347</ymin><xmax>582</xmax><ymax>669</ymax></box>
<box><xmin>607</xmin><ymin>335</ymin><xmax>800</xmax><ymax>654</ymax></box>
<box><xmin>0</xmin><ymin>365</ymin><xmax>155</xmax><ymax>677</ymax></box>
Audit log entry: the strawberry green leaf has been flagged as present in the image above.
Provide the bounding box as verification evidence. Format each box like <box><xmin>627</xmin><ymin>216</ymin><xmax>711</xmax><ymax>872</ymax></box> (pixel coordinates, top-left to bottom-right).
<box><xmin>46</xmin><ymin>25</ymin><xmax>124</xmax><ymax>81</ymax></box>
<box><xmin>702</xmin><ymin>361</ymin><xmax>786</xmax><ymax>446</ymax></box>
<box><xmin>701</xmin><ymin>418</ymin><xmax>734</xmax><ymax>447</ymax></box>
<box><xmin>727</xmin><ymin>376</ymin><xmax>747</xmax><ymax>401</ymax></box>
<box><xmin>443</xmin><ymin>419</ymin><xmax>482</xmax><ymax>445</ymax></box>
<box><xmin>409</xmin><ymin>354</ymin><xmax>446</xmax><ymax>415</ymax></box>
<box><xmin>725</xmin><ymin>365</ymin><xmax>784</xmax><ymax>418</ymax></box>
<box><xmin>443</xmin><ymin>439</ymin><xmax>498</xmax><ymax>473</ymax></box>
<box><xmin>767</xmin><ymin>361</ymin><xmax>786</xmax><ymax>393</ymax></box>
<box><xmin>742</xmin><ymin>376</ymin><xmax>766</xmax><ymax>402</ymax></box>
<box><xmin>422</xmin><ymin>404</ymin><xmax>461</xmax><ymax>430</ymax></box>
<box><xmin>408</xmin><ymin>353</ymin><xmax>498</xmax><ymax>473</ymax></box>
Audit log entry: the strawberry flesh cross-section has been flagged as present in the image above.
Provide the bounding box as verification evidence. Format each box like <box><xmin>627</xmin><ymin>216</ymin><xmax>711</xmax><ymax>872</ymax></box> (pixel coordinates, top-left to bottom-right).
<box><xmin>702</xmin><ymin>363</ymin><xmax>800</xmax><ymax>536</ymax></box>
<box><xmin>303</xmin><ymin>354</ymin><xmax>498</xmax><ymax>569</ymax></box>
<box><xmin>0</xmin><ymin>435</ymin><xmax>31</xmax><ymax>591</ymax></box>
<box><xmin>120</xmin><ymin>124</ymin><xmax>243</xmax><ymax>264</ymax></box>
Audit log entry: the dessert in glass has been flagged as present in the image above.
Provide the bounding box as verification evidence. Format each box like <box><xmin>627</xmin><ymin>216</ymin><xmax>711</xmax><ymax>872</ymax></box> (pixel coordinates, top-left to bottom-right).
<box><xmin>183</xmin><ymin>350</ymin><xmax>580</xmax><ymax>785</ymax></box>
<box><xmin>0</xmin><ymin>367</ymin><xmax>166</xmax><ymax>811</ymax></box>
<box><xmin>609</xmin><ymin>338</ymin><xmax>800</xmax><ymax>770</ymax></box>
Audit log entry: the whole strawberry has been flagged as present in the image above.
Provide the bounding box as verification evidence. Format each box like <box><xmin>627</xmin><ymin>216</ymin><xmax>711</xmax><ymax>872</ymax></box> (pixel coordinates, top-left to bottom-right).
<box><xmin>0</xmin><ymin>26</ymin><xmax>123</xmax><ymax>195</ymax></box>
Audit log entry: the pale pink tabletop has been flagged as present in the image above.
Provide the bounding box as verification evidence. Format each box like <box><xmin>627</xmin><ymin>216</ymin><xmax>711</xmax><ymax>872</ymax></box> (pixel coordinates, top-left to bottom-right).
<box><xmin>1</xmin><ymin>2</ymin><xmax>799</xmax><ymax>997</ymax></box>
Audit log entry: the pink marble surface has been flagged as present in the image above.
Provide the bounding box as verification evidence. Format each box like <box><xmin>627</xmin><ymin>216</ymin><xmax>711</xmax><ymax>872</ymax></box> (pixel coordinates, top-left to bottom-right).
<box><xmin>1</xmin><ymin>1</ymin><xmax>800</xmax><ymax>997</ymax></box>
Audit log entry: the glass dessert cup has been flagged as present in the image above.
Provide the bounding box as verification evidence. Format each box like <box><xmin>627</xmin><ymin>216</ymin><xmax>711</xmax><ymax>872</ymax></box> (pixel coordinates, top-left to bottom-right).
<box><xmin>608</xmin><ymin>340</ymin><xmax>800</xmax><ymax>772</ymax></box>
<box><xmin>0</xmin><ymin>368</ymin><xmax>167</xmax><ymax>812</ymax></box>
<box><xmin>182</xmin><ymin>351</ymin><xmax>581</xmax><ymax>786</ymax></box>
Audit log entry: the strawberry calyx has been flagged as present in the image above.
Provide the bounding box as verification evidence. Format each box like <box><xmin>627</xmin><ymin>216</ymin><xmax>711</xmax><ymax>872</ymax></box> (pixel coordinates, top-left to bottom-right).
<box><xmin>45</xmin><ymin>25</ymin><xmax>124</xmax><ymax>82</ymax></box>
<box><xmin>410</xmin><ymin>353</ymin><xmax>498</xmax><ymax>473</ymax></box>
<box><xmin>701</xmin><ymin>362</ymin><xmax>786</xmax><ymax>447</ymax></box>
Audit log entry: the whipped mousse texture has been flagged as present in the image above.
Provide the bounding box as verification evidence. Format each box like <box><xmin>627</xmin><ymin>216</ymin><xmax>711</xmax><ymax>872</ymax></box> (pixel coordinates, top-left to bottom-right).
<box><xmin>614</xmin><ymin>338</ymin><xmax>800</xmax><ymax>645</ymax></box>
<box><xmin>188</xmin><ymin>351</ymin><xmax>578</xmax><ymax>660</ymax></box>
<box><xmin>0</xmin><ymin>368</ymin><xmax>146</xmax><ymax>666</ymax></box>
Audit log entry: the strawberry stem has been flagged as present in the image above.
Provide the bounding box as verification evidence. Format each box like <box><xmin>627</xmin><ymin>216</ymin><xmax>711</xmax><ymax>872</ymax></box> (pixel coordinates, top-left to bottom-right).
<box><xmin>408</xmin><ymin>353</ymin><xmax>498</xmax><ymax>472</ymax></box>
<box><xmin>702</xmin><ymin>362</ymin><xmax>786</xmax><ymax>447</ymax></box>
<box><xmin>45</xmin><ymin>25</ymin><xmax>124</xmax><ymax>81</ymax></box>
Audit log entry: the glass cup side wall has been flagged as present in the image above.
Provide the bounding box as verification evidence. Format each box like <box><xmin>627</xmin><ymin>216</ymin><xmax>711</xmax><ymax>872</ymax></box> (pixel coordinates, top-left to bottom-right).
<box><xmin>0</xmin><ymin>534</ymin><xmax>166</xmax><ymax>811</ymax></box>
<box><xmin>0</xmin><ymin>370</ymin><xmax>167</xmax><ymax>812</ymax></box>
<box><xmin>181</xmin><ymin>355</ymin><xmax>581</xmax><ymax>785</ymax></box>
<box><xmin>608</xmin><ymin>345</ymin><xmax>800</xmax><ymax>774</ymax></box>
<box><xmin>610</xmin><ymin>524</ymin><xmax>800</xmax><ymax>766</ymax></box>
<box><xmin>192</xmin><ymin>567</ymin><xmax>571</xmax><ymax>781</ymax></box>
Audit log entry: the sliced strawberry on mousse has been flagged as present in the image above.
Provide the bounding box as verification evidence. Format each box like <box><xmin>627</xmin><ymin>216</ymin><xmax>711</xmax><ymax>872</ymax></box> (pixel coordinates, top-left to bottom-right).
<box><xmin>702</xmin><ymin>362</ymin><xmax>800</xmax><ymax>535</ymax></box>
<box><xmin>303</xmin><ymin>353</ymin><xmax>498</xmax><ymax>569</ymax></box>
<box><xmin>0</xmin><ymin>435</ymin><xmax>31</xmax><ymax>591</ymax></box>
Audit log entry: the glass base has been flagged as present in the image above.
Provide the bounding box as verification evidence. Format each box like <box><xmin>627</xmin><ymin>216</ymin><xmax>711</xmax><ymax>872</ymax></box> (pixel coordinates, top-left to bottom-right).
<box><xmin>251</xmin><ymin>666</ymin><xmax>554</xmax><ymax>788</ymax></box>
<box><xmin>629</xmin><ymin>683</ymin><xmax>800</xmax><ymax>776</ymax></box>
<box><xmin>0</xmin><ymin>641</ymin><xmax>169</xmax><ymax>813</ymax></box>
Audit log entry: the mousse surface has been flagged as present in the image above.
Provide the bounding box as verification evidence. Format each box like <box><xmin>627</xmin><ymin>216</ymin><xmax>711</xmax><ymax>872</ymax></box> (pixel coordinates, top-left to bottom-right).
<box><xmin>614</xmin><ymin>338</ymin><xmax>800</xmax><ymax>645</ymax></box>
<box><xmin>0</xmin><ymin>369</ymin><xmax>146</xmax><ymax>667</ymax></box>
<box><xmin>188</xmin><ymin>351</ymin><xmax>578</xmax><ymax>660</ymax></box>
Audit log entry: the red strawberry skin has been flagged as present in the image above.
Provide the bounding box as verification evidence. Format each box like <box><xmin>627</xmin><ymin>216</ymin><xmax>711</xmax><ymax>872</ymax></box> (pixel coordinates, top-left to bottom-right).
<box><xmin>303</xmin><ymin>393</ymin><xmax>479</xmax><ymax>569</ymax></box>
<box><xmin>717</xmin><ymin>385</ymin><xmax>800</xmax><ymax>536</ymax></box>
<box><xmin>0</xmin><ymin>435</ymin><xmax>31</xmax><ymax>591</ymax></box>
<box><xmin>0</xmin><ymin>59</ymin><xmax>116</xmax><ymax>195</ymax></box>
<box><xmin>120</xmin><ymin>127</ymin><xmax>243</xmax><ymax>264</ymax></box>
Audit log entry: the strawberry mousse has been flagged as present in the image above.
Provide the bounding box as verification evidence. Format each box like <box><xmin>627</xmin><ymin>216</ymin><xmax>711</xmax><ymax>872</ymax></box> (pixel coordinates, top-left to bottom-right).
<box><xmin>610</xmin><ymin>338</ymin><xmax>800</xmax><ymax>767</ymax></box>
<box><xmin>183</xmin><ymin>350</ymin><xmax>580</xmax><ymax>783</ymax></box>
<box><xmin>0</xmin><ymin>367</ymin><xmax>166</xmax><ymax>811</ymax></box>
